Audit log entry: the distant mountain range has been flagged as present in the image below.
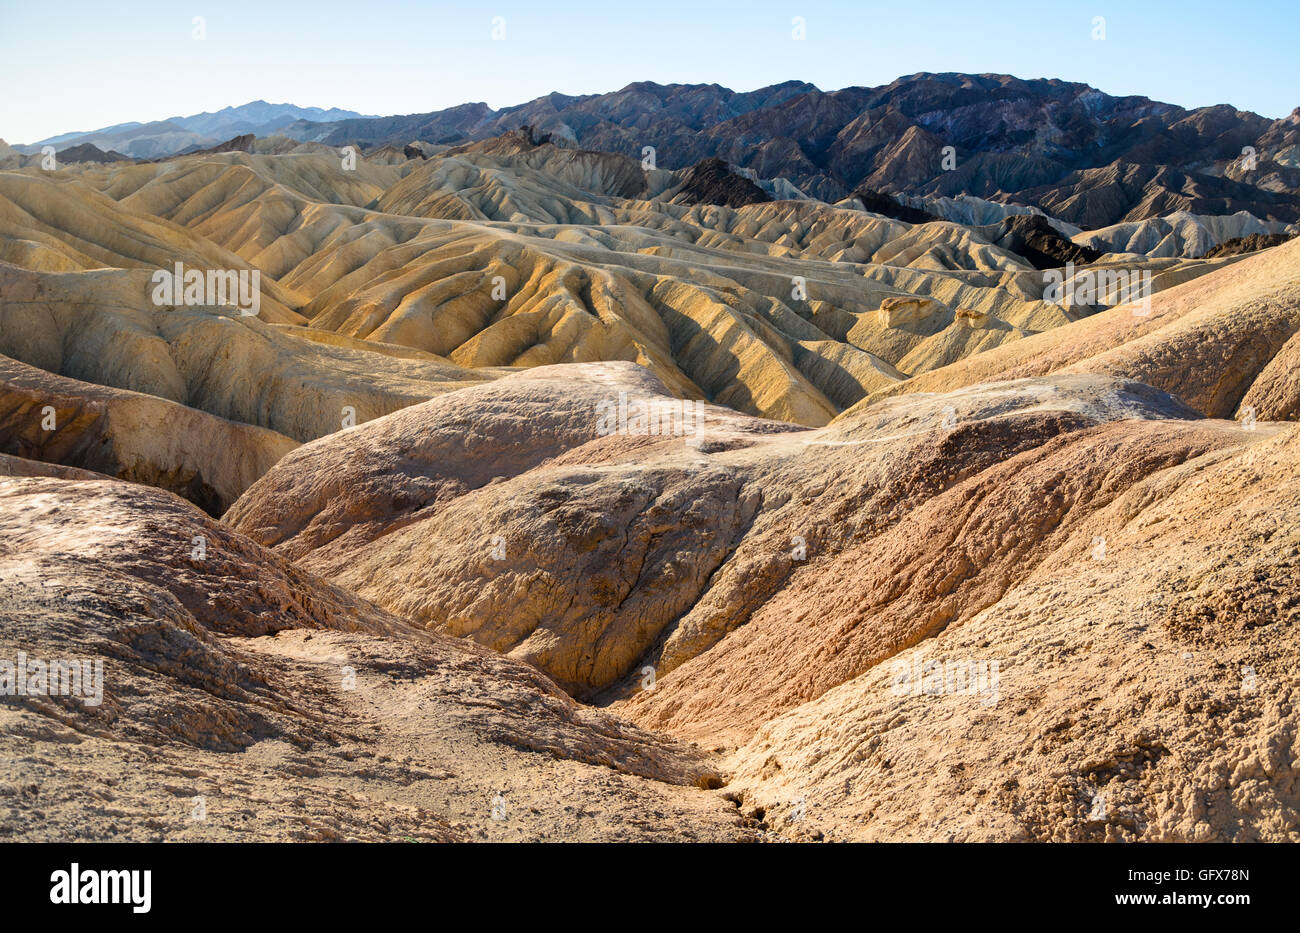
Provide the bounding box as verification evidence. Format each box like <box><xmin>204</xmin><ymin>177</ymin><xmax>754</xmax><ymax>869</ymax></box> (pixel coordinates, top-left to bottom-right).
<box><xmin>275</xmin><ymin>74</ymin><xmax>1300</xmax><ymax>229</ymax></box>
<box><xmin>17</xmin><ymin>101</ymin><xmax>374</xmax><ymax>160</ymax></box>
<box><xmin>15</xmin><ymin>75</ymin><xmax>1300</xmax><ymax>229</ymax></box>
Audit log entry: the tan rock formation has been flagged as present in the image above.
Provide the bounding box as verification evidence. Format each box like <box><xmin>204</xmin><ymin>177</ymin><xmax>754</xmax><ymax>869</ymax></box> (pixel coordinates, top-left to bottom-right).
<box><xmin>4</xmin><ymin>131</ymin><xmax>1299</xmax><ymax>845</ymax></box>
<box><xmin>854</xmin><ymin>236</ymin><xmax>1300</xmax><ymax>421</ymax></box>
<box><xmin>878</xmin><ymin>295</ymin><xmax>947</xmax><ymax>328</ymax></box>
<box><xmin>6</xmin><ymin>145</ymin><xmax>1206</xmax><ymax>428</ymax></box>
<box><xmin>0</xmin><ymin>475</ymin><xmax>741</xmax><ymax>841</ymax></box>
<box><xmin>0</xmin><ymin>354</ymin><xmax>295</xmax><ymax>513</ymax></box>
<box><xmin>225</xmin><ymin>355</ymin><xmax>1300</xmax><ymax>840</ymax></box>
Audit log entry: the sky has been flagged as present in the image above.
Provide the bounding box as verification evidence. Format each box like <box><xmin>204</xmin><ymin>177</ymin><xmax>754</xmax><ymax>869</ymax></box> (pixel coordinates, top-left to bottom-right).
<box><xmin>1</xmin><ymin>0</ymin><xmax>1297</xmax><ymax>144</ymax></box>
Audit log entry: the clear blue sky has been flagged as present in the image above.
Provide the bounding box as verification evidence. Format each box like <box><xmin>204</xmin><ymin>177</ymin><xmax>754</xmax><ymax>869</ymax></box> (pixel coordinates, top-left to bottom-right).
<box><xmin>2</xmin><ymin>0</ymin><xmax>1296</xmax><ymax>144</ymax></box>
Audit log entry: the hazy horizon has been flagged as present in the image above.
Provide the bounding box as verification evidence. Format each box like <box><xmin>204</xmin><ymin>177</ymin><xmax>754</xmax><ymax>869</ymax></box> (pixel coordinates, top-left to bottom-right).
<box><xmin>2</xmin><ymin>0</ymin><xmax>1297</xmax><ymax>145</ymax></box>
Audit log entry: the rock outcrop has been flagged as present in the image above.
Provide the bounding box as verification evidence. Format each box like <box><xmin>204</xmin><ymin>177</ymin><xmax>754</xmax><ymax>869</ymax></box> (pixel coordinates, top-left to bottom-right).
<box><xmin>984</xmin><ymin>214</ymin><xmax>1103</xmax><ymax>270</ymax></box>
<box><xmin>1200</xmin><ymin>231</ymin><xmax>1294</xmax><ymax>259</ymax></box>
<box><xmin>223</xmin><ymin>357</ymin><xmax>1300</xmax><ymax>841</ymax></box>
<box><xmin>675</xmin><ymin>157</ymin><xmax>774</xmax><ymax>208</ymax></box>
<box><xmin>0</xmin><ymin>472</ymin><xmax>742</xmax><ymax>841</ymax></box>
<box><xmin>0</xmin><ymin>354</ymin><xmax>295</xmax><ymax>513</ymax></box>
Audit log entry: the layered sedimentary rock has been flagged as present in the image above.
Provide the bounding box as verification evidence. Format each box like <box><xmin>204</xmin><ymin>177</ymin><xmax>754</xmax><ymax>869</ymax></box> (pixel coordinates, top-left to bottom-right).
<box><xmin>0</xmin><ymin>354</ymin><xmax>294</xmax><ymax>513</ymax></box>
<box><xmin>225</xmin><ymin>352</ymin><xmax>1300</xmax><ymax>840</ymax></box>
<box><xmin>0</xmin><ymin>471</ymin><xmax>740</xmax><ymax>841</ymax></box>
<box><xmin>856</xmin><ymin>235</ymin><xmax>1300</xmax><ymax>421</ymax></box>
<box><xmin>3</xmin><ymin>99</ymin><xmax>1299</xmax><ymax>844</ymax></box>
<box><xmin>1074</xmin><ymin>211</ymin><xmax>1296</xmax><ymax>259</ymax></box>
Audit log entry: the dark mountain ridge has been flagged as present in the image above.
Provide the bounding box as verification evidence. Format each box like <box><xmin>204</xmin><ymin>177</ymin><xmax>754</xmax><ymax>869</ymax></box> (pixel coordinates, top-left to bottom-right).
<box><xmin>275</xmin><ymin>73</ymin><xmax>1298</xmax><ymax>229</ymax></box>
